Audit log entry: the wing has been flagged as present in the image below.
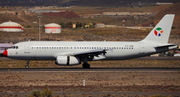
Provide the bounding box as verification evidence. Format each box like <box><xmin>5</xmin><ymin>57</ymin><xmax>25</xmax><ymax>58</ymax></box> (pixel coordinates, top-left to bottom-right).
<box><xmin>59</xmin><ymin>49</ymin><xmax>107</xmax><ymax>61</ymax></box>
<box><xmin>72</xmin><ymin>49</ymin><xmax>107</xmax><ymax>56</ymax></box>
<box><xmin>60</xmin><ymin>49</ymin><xmax>106</xmax><ymax>56</ymax></box>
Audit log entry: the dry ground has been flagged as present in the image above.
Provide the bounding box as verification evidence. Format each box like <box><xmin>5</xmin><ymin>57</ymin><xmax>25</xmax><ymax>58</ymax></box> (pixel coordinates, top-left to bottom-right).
<box><xmin>1</xmin><ymin>71</ymin><xmax>180</xmax><ymax>87</ymax></box>
<box><xmin>0</xmin><ymin>71</ymin><xmax>180</xmax><ymax>97</ymax></box>
<box><xmin>0</xmin><ymin>60</ymin><xmax>180</xmax><ymax>97</ymax></box>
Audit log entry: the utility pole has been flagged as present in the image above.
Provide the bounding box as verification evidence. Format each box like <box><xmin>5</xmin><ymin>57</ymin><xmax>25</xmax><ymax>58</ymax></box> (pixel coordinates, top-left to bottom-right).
<box><xmin>37</xmin><ymin>14</ymin><xmax>42</xmax><ymax>41</ymax></box>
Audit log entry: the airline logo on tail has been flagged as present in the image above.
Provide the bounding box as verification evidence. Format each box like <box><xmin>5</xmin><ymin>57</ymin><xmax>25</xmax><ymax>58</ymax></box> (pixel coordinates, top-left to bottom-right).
<box><xmin>154</xmin><ymin>27</ymin><xmax>164</xmax><ymax>36</ymax></box>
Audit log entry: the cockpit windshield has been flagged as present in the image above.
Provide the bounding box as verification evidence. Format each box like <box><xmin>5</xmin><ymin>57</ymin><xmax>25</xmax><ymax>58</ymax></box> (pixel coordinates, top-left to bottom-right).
<box><xmin>10</xmin><ymin>46</ymin><xmax>18</xmax><ymax>49</ymax></box>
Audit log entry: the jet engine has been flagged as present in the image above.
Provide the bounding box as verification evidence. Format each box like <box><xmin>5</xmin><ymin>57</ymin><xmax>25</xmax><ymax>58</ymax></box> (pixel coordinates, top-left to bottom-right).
<box><xmin>55</xmin><ymin>56</ymin><xmax>81</xmax><ymax>66</ymax></box>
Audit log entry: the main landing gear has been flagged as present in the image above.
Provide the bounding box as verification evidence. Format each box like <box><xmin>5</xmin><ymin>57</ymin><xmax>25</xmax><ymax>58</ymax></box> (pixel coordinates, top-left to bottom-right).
<box><xmin>25</xmin><ymin>60</ymin><xmax>30</xmax><ymax>68</ymax></box>
<box><xmin>82</xmin><ymin>62</ymin><xmax>90</xmax><ymax>68</ymax></box>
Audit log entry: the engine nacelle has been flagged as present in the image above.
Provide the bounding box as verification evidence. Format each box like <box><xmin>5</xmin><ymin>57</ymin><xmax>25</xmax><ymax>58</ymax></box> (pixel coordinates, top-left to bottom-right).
<box><xmin>55</xmin><ymin>56</ymin><xmax>81</xmax><ymax>66</ymax></box>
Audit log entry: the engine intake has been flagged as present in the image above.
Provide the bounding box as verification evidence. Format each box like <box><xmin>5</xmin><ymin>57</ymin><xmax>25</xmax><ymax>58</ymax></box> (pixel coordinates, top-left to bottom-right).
<box><xmin>55</xmin><ymin>56</ymin><xmax>81</xmax><ymax>66</ymax></box>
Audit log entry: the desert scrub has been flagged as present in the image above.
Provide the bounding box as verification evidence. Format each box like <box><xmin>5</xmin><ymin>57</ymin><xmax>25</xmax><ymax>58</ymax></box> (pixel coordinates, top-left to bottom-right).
<box><xmin>28</xmin><ymin>89</ymin><xmax>53</xmax><ymax>97</ymax></box>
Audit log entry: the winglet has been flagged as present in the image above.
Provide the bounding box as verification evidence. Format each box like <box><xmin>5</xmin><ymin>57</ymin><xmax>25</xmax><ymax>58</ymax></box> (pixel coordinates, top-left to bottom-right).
<box><xmin>142</xmin><ymin>14</ymin><xmax>175</xmax><ymax>43</ymax></box>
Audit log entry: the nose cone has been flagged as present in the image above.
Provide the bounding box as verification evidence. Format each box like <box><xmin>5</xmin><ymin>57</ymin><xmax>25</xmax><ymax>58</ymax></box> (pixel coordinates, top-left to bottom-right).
<box><xmin>2</xmin><ymin>50</ymin><xmax>8</xmax><ymax>57</ymax></box>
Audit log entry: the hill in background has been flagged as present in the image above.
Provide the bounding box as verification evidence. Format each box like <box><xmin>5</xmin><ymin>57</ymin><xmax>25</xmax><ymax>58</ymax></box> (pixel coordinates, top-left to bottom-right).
<box><xmin>0</xmin><ymin>0</ymin><xmax>179</xmax><ymax>7</ymax></box>
<box><xmin>154</xmin><ymin>2</ymin><xmax>180</xmax><ymax>28</ymax></box>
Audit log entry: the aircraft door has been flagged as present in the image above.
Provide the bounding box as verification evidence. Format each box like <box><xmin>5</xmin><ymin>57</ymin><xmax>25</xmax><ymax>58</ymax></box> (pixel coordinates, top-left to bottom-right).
<box><xmin>139</xmin><ymin>43</ymin><xmax>144</xmax><ymax>54</ymax></box>
<box><xmin>24</xmin><ymin>42</ymin><xmax>30</xmax><ymax>53</ymax></box>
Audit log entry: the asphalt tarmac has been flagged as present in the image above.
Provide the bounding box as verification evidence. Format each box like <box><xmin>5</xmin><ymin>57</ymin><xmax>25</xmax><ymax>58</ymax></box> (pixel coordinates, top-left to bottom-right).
<box><xmin>0</xmin><ymin>67</ymin><xmax>180</xmax><ymax>72</ymax></box>
<box><xmin>0</xmin><ymin>56</ymin><xmax>180</xmax><ymax>60</ymax></box>
<box><xmin>0</xmin><ymin>56</ymin><xmax>180</xmax><ymax>72</ymax></box>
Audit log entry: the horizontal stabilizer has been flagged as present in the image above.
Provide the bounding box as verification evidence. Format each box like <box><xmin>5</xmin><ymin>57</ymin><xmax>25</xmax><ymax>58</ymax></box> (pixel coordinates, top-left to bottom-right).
<box><xmin>154</xmin><ymin>44</ymin><xmax>177</xmax><ymax>49</ymax></box>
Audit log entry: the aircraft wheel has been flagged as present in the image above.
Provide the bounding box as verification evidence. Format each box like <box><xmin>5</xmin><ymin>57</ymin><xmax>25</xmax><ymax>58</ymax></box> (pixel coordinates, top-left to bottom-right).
<box><xmin>82</xmin><ymin>63</ymin><xmax>90</xmax><ymax>68</ymax></box>
<box><xmin>25</xmin><ymin>65</ymin><xmax>29</xmax><ymax>69</ymax></box>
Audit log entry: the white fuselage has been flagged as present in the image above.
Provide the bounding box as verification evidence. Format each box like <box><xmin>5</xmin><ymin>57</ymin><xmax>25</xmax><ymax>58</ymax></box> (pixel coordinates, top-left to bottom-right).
<box><xmin>2</xmin><ymin>14</ymin><xmax>176</xmax><ymax>68</ymax></box>
<box><xmin>7</xmin><ymin>41</ymin><xmax>173</xmax><ymax>60</ymax></box>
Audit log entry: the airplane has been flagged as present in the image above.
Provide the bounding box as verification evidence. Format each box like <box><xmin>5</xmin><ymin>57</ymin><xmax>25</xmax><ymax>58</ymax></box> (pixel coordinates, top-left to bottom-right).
<box><xmin>2</xmin><ymin>14</ymin><xmax>177</xmax><ymax>68</ymax></box>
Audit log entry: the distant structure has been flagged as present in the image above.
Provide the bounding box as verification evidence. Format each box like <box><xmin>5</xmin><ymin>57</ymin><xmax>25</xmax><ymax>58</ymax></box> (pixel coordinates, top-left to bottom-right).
<box><xmin>43</xmin><ymin>11</ymin><xmax>80</xmax><ymax>19</ymax></box>
<box><xmin>0</xmin><ymin>21</ymin><xmax>24</xmax><ymax>32</ymax></box>
<box><xmin>102</xmin><ymin>12</ymin><xmax>130</xmax><ymax>16</ymax></box>
<box><xmin>45</xmin><ymin>23</ymin><xmax>61</xmax><ymax>33</ymax></box>
<box><xmin>72</xmin><ymin>24</ymin><xmax>76</xmax><ymax>28</ymax></box>
<box><xmin>29</xmin><ymin>10</ymin><xmax>60</xmax><ymax>14</ymax></box>
<box><xmin>122</xmin><ymin>17</ymin><xmax>126</xmax><ymax>26</ymax></box>
<box><xmin>102</xmin><ymin>12</ymin><xmax>152</xmax><ymax>16</ymax></box>
<box><xmin>156</xmin><ymin>2</ymin><xmax>173</xmax><ymax>5</ymax></box>
<box><xmin>95</xmin><ymin>23</ymin><xmax>105</xmax><ymax>28</ymax></box>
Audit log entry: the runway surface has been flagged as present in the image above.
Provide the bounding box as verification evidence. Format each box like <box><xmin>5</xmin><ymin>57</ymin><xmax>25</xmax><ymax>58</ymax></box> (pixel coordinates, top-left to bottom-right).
<box><xmin>0</xmin><ymin>56</ymin><xmax>180</xmax><ymax>60</ymax></box>
<box><xmin>0</xmin><ymin>67</ymin><xmax>180</xmax><ymax>72</ymax></box>
<box><xmin>0</xmin><ymin>56</ymin><xmax>180</xmax><ymax>72</ymax></box>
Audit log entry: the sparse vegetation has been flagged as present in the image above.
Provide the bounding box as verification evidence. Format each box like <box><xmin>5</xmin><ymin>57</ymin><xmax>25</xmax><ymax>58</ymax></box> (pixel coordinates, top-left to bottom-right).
<box><xmin>28</xmin><ymin>89</ymin><xmax>53</xmax><ymax>97</ymax></box>
<box><xmin>150</xmin><ymin>94</ymin><xmax>169</xmax><ymax>97</ymax></box>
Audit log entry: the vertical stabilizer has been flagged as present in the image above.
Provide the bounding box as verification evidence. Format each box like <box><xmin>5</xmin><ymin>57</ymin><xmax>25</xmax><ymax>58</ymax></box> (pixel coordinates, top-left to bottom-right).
<box><xmin>142</xmin><ymin>14</ymin><xmax>175</xmax><ymax>43</ymax></box>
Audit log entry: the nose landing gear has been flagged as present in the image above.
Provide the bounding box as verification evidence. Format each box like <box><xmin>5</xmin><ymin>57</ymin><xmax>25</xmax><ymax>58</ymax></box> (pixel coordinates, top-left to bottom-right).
<box><xmin>25</xmin><ymin>60</ymin><xmax>30</xmax><ymax>68</ymax></box>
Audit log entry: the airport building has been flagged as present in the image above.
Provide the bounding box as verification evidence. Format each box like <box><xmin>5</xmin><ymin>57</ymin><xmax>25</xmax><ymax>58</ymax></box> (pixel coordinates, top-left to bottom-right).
<box><xmin>44</xmin><ymin>23</ymin><xmax>61</xmax><ymax>33</ymax></box>
<box><xmin>0</xmin><ymin>21</ymin><xmax>24</xmax><ymax>32</ymax></box>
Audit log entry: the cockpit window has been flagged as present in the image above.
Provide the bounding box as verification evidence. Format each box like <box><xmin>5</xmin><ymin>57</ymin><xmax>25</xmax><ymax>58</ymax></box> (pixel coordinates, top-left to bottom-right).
<box><xmin>10</xmin><ymin>46</ymin><xmax>18</xmax><ymax>49</ymax></box>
